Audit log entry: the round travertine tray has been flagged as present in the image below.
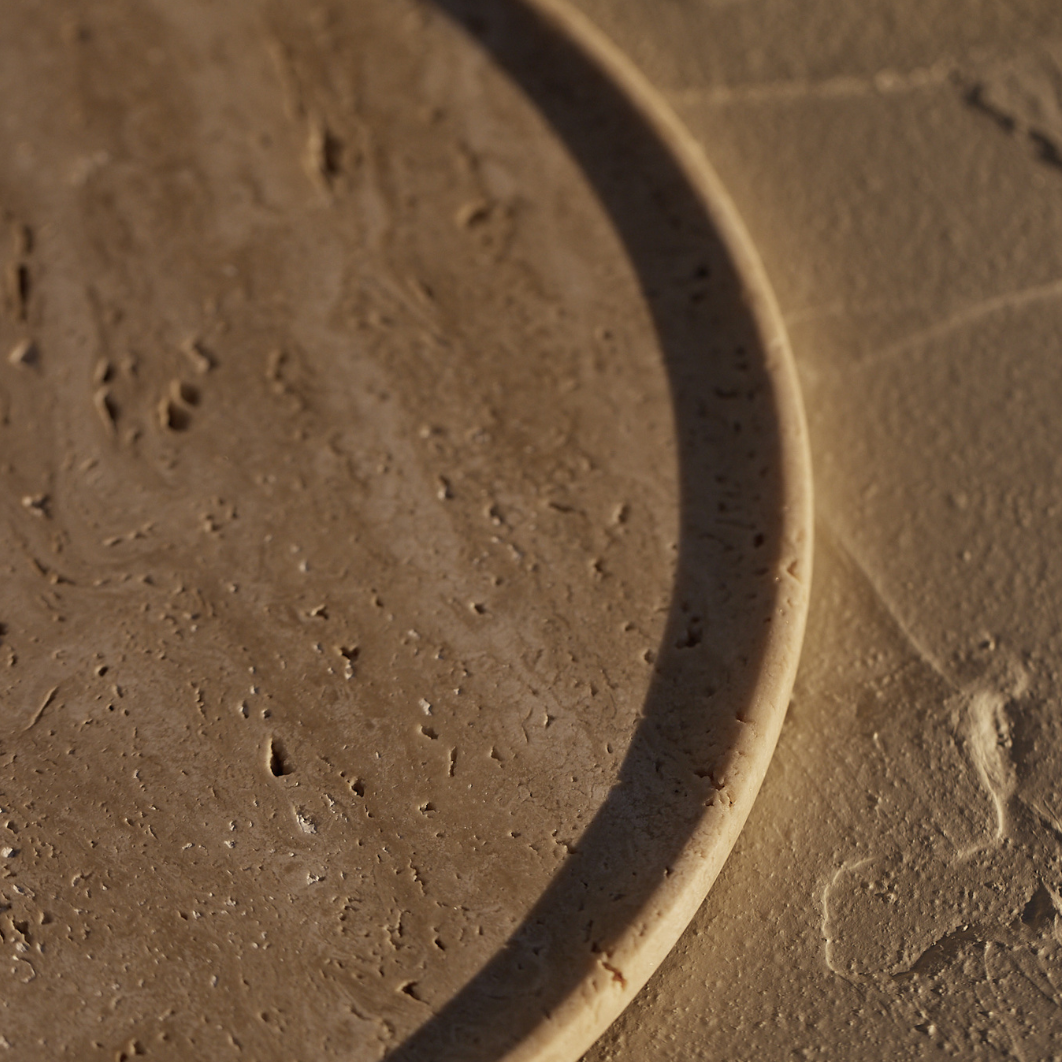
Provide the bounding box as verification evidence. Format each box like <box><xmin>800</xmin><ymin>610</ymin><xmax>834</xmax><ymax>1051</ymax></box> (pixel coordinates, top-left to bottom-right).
<box><xmin>0</xmin><ymin>1</ymin><xmax>810</xmax><ymax>1060</ymax></box>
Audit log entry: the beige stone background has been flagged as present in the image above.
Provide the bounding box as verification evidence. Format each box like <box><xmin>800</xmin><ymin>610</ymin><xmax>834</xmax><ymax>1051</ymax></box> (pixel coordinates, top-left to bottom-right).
<box><xmin>567</xmin><ymin>1</ymin><xmax>1062</xmax><ymax>1059</ymax></box>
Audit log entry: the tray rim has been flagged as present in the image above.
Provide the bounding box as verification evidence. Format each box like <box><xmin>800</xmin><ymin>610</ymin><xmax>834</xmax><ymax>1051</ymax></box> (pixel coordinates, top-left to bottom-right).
<box><xmin>490</xmin><ymin>1</ymin><xmax>814</xmax><ymax>1058</ymax></box>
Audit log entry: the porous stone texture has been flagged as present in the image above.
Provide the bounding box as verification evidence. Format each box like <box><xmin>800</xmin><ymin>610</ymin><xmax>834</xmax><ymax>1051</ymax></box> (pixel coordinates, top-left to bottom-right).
<box><xmin>0</xmin><ymin>2</ymin><xmax>809</xmax><ymax>1058</ymax></box>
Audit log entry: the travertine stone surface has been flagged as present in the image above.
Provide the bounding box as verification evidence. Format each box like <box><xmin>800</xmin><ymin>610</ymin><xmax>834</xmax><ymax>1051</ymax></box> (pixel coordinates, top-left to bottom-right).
<box><xmin>0</xmin><ymin>2</ymin><xmax>810</xmax><ymax>1059</ymax></box>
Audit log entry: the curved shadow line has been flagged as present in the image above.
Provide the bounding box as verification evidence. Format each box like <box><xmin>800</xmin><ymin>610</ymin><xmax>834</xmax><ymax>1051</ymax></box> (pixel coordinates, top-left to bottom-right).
<box><xmin>388</xmin><ymin>2</ymin><xmax>787</xmax><ymax>1057</ymax></box>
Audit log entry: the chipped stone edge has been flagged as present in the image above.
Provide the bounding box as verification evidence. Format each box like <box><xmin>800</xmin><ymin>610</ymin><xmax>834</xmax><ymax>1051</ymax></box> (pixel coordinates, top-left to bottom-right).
<box><xmin>496</xmin><ymin>1</ymin><xmax>815</xmax><ymax>1059</ymax></box>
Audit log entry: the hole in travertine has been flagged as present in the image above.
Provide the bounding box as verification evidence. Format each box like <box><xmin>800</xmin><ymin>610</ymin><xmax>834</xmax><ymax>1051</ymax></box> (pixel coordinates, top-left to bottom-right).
<box><xmin>320</xmin><ymin>129</ymin><xmax>343</xmax><ymax>177</ymax></box>
<box><xmin>675</xmin><ymin>617</ymin><xmax>703</xmax><ymax>649</ymax></box>
<box><xmin>94</xmin><ymin>387</ymin><xmax>119</xmax><ymax>432</ymax></box>
<box><xmin>172</xmin><ymin>379</ymin><xmax>200</xmax><ymax>406</ymax></box>
<box><xmin>1021</xmin><ymin>884</ymin><xmax>1057</xmax><ymax>930</ymax></box>
<box><xmin>12</xmin><ymin>263</ymin><xmax>30</xmax><ymax>320</ymax></box>
<box><xmin>305</xmin><ymin>118</ymin><xmax>344</xmax><ymax>184</ymax></box>
<box><xmin>157</xmin><ymin>397</ymin><xmax>190</xmax><ymax>432</ymax></box>
<box><xmin>8</xmin><ymin>337</ymin><xmax>37</xmax><ymax>366</ymax></box>
<box><xmin>337</xmin><ymin>645</ymin><xmax>359</xmax><ymax>679</ymax></box>
<box><xmin>267</xmin><ymin>736</ymin><xmax>293</xmax><ymax>776</ymax></box>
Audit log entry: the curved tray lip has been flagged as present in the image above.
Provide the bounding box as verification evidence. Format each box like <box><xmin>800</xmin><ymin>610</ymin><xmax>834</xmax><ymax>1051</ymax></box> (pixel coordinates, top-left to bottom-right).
<box><xmin>492</xmin><ymin>2</ymin><xmax>814</xmax><ymax>1059</ymax></box>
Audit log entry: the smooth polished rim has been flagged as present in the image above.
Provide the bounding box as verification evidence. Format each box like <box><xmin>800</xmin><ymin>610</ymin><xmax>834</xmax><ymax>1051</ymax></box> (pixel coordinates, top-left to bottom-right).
<box><xmin>492</xmin><ymin>2</ymin><xmax>814</xmax><ymax>1059</ymax></box>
